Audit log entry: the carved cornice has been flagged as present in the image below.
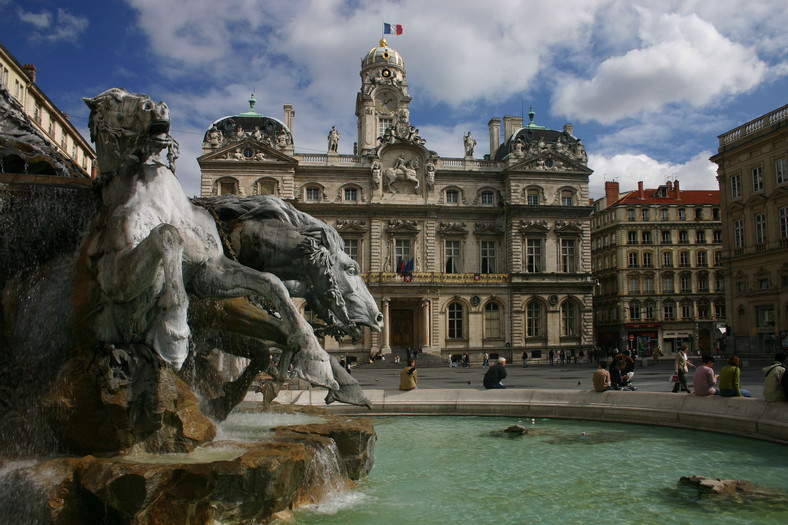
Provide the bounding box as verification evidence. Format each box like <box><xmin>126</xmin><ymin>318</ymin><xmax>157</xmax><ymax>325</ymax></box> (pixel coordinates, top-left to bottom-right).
<box><xmin>520</xmin><ymin>219</ymin><xmax>549</xmax><ymax>234</ymax></box>
<box><xmin>555</xmin><ymin>220</ymin><xmax>583</xmax><ymax>234</ymax></box>
<box><xmin>437</xmin><ymin>221</ymin><xmax>469</xmax><ymax>236</ymax></box>
<box><xmin>386</xmin><ymin>219</ymin><xmax>420</xmax><ymax>234</ymax></box>
<box><xmin>335</xmin><ymin>219</ymin><xmax>368</xmax><ymax>233</ymax></box>
<box><xmin>474</xmin><ymin>221</ymin><xmax>505</xmax><ymax>235</ymax></box>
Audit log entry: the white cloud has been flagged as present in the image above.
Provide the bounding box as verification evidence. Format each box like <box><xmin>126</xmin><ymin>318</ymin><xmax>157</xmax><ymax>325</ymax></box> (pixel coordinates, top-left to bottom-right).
<box><xmin>18</xmin><ymin>8</ymin><xmax>89</xmax><ymax>44</ymax></box>
<box><xmin>588</xmin><ymin>150</ymin><xmax>718</xmax><ymax>200</ymax></box>
<box><xmin>553</xmin><ymin>12</ymin><xmax>767</xmax><ymax>123</ymax></box>
<box><xmin>17</xmin><ymin>8</ymin><xmax>51</xmax><ymax>28</ymax></box>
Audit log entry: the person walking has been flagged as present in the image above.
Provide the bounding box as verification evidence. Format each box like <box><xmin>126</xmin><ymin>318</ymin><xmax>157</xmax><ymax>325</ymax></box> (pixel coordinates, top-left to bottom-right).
<box><xmin>522</xmin><ymin>350</ymin><xmax>528</xmax><ymax>368</ymax></box>
<box><xmin>482</xmin><ymin>352</ymin><xmax>489</xmax><ymax>368</ymax></box>
<box><xmin>672</xmin><ymin>344</ymin><xmax>695</xmax><ymax>393</ymax></box>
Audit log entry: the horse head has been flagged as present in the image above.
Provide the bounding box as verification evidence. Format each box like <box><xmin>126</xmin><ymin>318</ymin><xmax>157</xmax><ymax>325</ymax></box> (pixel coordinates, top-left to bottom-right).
<box><xmin>296</xmin><ymin>226</ymin><xmax>383</xmax><ymax>340</ymax></box>
<box><xmin>83</xmin><ymin>88</ymin><xmax>177</xmax><ymax>179</ymax></box>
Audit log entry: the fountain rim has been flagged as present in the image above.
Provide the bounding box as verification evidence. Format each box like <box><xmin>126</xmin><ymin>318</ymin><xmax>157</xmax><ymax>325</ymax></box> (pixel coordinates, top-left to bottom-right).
<box><xmin>268</xmin><ymin>387</ymin><xmax>788</xmax><ymax>445</ymax></box>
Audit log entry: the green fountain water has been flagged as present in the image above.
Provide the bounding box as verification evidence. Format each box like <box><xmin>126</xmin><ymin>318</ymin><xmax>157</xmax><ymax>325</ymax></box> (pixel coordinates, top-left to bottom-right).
<box><xmin>293</xmin><ymin>416</ymin><xmax>788</xmax><ymax>525</ymax></box>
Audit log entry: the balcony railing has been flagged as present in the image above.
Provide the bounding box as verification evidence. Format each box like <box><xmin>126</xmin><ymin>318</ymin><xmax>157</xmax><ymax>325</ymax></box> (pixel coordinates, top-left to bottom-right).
<box><xmin>366</xmin><ymin>272</ymin><xmax>510</xmax><ymax>284</ymax></box>
<box><xmin>718</xmin><ymin>103</ymin><xmax>788</xmax><ymax>146</ymax></box>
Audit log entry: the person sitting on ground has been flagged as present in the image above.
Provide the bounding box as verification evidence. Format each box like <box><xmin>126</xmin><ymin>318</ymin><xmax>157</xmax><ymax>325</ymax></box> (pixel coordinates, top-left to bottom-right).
<box><xmin>483</xmin><ymin>357</ymin><xmax>507</xmax><ymax>389</ymax></box>
<box><xmin>719</xmin><ymin>355</ymin><xmax>751</xmax><ymax>397</ymax></box>
<box><xmin>593</xmin><ymin>360</ymin><xmax>612</xmax><ymax>392</ymax></box>
<box><xmin>399</xmin><ymin>358</ymin><xmax>418</xmax><ymax>391</ymax></box>
<box><xmin>762</xmin><ymin>352</ymin><xmax>786</xmax><ymax>402</ymax></box>
<box><xmin>693</xmin><ymin>356</ymin><xmax>719</xmax><ymax>396</ymax></box>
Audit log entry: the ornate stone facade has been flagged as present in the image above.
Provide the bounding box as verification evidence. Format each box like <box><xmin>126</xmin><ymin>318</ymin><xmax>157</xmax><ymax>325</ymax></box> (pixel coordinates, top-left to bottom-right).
<box><xmin>711</xmin><ymin>104</ymin><xmax>788</xmax><ymax>355</ymax></box>
<box><xmin>199</xmin><ymin>40</ymin><xmax>595</xmax><ymax>362</ymax></box>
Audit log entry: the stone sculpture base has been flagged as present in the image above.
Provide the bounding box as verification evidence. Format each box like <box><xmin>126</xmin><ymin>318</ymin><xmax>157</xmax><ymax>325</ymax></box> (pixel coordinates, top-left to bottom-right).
<box><xmin>0</xmin><ymin>406</ymin><xmax>375</xmax><ymax>525</ymax></box>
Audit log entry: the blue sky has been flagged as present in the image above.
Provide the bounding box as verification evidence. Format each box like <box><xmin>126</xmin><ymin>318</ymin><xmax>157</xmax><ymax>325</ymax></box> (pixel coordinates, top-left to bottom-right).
<box><xmin>2</xmin><ymin>0</ymin><xmax>786</xmax><ymax>199</ymax></box>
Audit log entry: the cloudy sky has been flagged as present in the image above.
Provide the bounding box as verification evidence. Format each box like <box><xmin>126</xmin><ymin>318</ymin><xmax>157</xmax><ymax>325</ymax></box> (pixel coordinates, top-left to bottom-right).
<box><xmin>2</xmin><ymin>0</ymin><xmax>786</xmax><ymax>199</ymax></box>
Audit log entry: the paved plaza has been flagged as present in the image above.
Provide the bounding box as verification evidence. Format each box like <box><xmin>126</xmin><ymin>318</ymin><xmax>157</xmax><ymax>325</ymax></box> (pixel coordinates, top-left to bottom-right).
<box><xmin>345</xmin><ymin>357</ymin><xmax>770</xmax><ymax>399</ymax></box>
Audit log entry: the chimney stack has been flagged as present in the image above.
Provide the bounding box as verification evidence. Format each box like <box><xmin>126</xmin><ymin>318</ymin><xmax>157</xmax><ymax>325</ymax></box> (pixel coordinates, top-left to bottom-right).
<box><xmin>605</xmin><ymin>181</ymin><xmax>619</xmax><ymax>204</ymax></box>
<box><xmin>283</xmin><ymin>104</ymin><xmax>294</xmax><ymax>133</ymax></box>
<box><xmin>563</xmin><ymin>123</ymin><xmax>573</xmax><ymax>135</ymax></box>
<box><xmin>23</xmin><ymin>64</ymin><xmax>37</xmax><ymax>83</ymax></box>
<box><xmin>673</xmin><ymin>180</ymin><xmax>681</xmax><ymax>199</ymax></box>
<box><xmin>502</xmin><ymin>116</ymin><xmax>523</xmax><ymax>143</ymax></box>
<box><xmin>488</xmin><ymin>117</ymin><xmax>501</xmax><ymax>158</ymax></box>
<box><xmin>638</xmin><ymin>181</ymin><xmax>644</xmax><ymax>199</ymax></box>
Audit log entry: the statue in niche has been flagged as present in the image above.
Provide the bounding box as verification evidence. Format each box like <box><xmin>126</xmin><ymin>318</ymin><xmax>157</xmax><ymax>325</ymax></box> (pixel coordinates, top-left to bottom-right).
<box><xmin>464</xmin><ymin>131</ymin><xmax>476</xmax><ymax>158</ymax></box>
<box><xmin>328</xmin><ymin>126</ymin><xmax>340</xmax><ymax>152</ymax></box>
<box><xmin>371</xmin><ymin>161</ymin><xmax>381</xmax><ymax>187</ymax></box>
<box><xmin>425</xmin><ymin>161</ymin><xmax>435</xmax><ymax>190</ymax></box>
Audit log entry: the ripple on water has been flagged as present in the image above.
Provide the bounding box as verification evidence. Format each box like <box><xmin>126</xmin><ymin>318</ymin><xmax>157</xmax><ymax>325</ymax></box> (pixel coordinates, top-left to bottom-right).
<box><xmin>292</xmin><ymin>416</ymin><xmax>788</xmax><ymax>525</ymax></box>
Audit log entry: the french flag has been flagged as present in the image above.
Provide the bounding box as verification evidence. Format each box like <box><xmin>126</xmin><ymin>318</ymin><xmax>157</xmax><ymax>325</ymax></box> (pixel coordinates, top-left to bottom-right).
<box><xmin>383</xmin><ymin>23</ymin><xmax>403</xmax><ymax>35</ymax></box>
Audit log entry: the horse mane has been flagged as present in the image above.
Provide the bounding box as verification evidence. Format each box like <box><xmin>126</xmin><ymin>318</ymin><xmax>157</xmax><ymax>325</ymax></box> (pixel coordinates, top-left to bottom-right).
<box><xmin>194</xmin><ymin>195</ymin><xmax>344</xmax><ymax>251</ymax></box>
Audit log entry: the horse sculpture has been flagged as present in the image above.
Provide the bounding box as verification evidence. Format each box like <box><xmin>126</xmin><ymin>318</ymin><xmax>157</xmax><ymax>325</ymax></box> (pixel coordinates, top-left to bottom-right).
<box><xmin>384</xmin><ymin>155</ymin><xmax>420</xmax><ymax>193</ymax></box>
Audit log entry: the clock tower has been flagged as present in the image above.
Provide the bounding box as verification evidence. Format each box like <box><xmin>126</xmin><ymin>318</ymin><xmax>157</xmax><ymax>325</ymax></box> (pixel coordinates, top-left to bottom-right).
<box><xmin>356</xmin><ymin>39</ymin><xmax>411</xmax><ymax>155</ymax></box>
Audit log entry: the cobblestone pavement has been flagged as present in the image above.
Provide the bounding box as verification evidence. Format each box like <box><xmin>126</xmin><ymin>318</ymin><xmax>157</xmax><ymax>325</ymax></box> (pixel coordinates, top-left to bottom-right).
<box><xmin>347</xmin><ymin>358</ymin><xmax>768</xmax><ymax>399</ymax></box>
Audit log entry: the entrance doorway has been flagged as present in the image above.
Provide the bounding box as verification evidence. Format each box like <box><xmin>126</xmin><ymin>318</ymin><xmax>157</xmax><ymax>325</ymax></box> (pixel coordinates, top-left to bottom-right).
<box><xmin>390</xmin><ymin>308</ymin><xmax>415</xmax><ymax>350</ymax></box>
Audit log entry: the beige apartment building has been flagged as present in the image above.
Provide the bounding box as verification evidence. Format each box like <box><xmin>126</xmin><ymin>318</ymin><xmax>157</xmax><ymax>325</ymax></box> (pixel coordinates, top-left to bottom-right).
<box><xmin>711</xmin><ymin>104</ymin><xmax>788</xmax><ymax>355</ymax></box>
<box><xmin>591</xmin><ymin>180</ymin><xmax>725</xmax><ymax>356</ymax></box>
<box><xmin>0</xmin><ymin>41</ymin><xmax>95</xmax><ymax>178</ymax></box>
<box><xmin>198</xmin><ymin>39</ymin><xmax>595</xmax><ymax>362</ymax></box>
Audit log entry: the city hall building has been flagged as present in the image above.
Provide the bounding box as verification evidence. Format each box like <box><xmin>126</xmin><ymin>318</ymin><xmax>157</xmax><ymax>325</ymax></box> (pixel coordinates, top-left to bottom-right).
<box><xmin>198</xmin><ymin>40</ymin><xmax>595</xmax><ymax>362</ymax></box>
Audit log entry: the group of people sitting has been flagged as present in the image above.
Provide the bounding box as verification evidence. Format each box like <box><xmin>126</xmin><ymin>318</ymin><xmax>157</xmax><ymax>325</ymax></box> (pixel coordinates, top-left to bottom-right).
<box><xmin>592</xmin><ymin>354</ymin><xmax>637</xmax><ymax>392</ymax></box>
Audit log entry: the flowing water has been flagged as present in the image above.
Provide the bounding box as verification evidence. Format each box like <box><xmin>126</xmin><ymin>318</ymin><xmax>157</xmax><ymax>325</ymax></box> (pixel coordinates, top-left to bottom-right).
<box><xmin>293</xmin><ymin>416</ymin><xmax>788</xmax><ymax>525</ymax></box>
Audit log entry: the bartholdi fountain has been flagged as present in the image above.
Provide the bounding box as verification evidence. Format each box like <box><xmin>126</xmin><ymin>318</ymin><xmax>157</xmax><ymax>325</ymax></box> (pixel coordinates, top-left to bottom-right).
<box><xmin>0</xmin><ymin>85</ymin><xmax>379</xmax><ymax>524</ymax></box>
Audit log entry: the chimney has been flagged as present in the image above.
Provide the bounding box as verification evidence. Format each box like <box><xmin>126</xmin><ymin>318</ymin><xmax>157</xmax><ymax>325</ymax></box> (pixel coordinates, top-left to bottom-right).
<box><xmin>502</xmin><ymin>116</ymin><xmax>523</xmax><ymax>142</ymax></box>
<box><xmin>563</xmin><ymin>123</ymin><xmax>573</xmax><ymax>136</ymax></box>
<box><xmin>23</xmin><ymin>64</ymin><xmax>37</xmax><ymax>83</ymax></box>
<box><xmin>605</xmin><ymin>181</ymin><xmax>619</xmax><ymax>204</ymax></box>
<box><xmin>283</xmin><ymin>104</ymin><xmax>294</xmax><ymax>132</ymax></box>
<box><xmin>673</xmin><ymin>180</ymin><xmax>681</xmax><ymax>199</ymax></box>
<box><xmin>638</xmin><ymin>181</ymin><xmax>644</xmax><ymax>199</ymax></box>
<box><xmin>488</xmin><ymin>117</ymin><xmax>501</xmax><ymax>158</ymax></box>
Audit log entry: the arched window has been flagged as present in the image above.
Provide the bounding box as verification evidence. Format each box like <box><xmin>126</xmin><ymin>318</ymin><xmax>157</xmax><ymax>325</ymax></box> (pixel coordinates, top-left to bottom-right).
<box><xmin>305</xmin><ymin>185</ymin><xmax>321</xmax><ymax>201</ymax></box>
<box><xmin>446</xmin><ymin>189</ymin><xmax>459</xmax><ymax>204</ymax></box>
<box><xmin>216</xmin><ymin>177</ymin><xmax>238</xmax><ymax>195</ymax></box>
<box><xmin>255</xmin><ymin>178</ymin><xmax>278</xmax><ymax>195</ymax></box>
<box><xmin>480</xmin><ymin>190</ymin><xmax>495</xmax><ymax>205</ymax></box>
<box><xmin>448</xmin><ymin>302</ymin><xmax>464</xmax><ymax>339</ymax></box>
<box><xmin>561</xmin><ymin>301</ymin><xmax>578</xmax><ymax>336</ymax></box>
<box><xmin>526</xmin><ymin>301</ymin><xmax>544</xmax><ymax>338</ymax></box>
<box><xmin>561</xmin><ymin>189</ymin><xmax>574</xmax><ymax>206</ymax></box>
<box><xmin>484</xmin><ymin>302</ymin><xmax>503</xmax><ymax>339</ymax></box>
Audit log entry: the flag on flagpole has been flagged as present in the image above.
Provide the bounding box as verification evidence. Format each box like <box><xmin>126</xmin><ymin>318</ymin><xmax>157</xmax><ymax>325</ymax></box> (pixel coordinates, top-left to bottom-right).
<box><xmin>383</xmin><ymin>22</ymin><xmax>403</xmax><ymax>35</ymax></box>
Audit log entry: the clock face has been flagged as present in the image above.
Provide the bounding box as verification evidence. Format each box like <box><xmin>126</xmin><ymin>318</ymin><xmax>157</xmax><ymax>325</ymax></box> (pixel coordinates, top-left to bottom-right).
<box><xmin>376</xmin><ymin>94</ymin><xmax>396</xmax><ymax>114</ymax></box>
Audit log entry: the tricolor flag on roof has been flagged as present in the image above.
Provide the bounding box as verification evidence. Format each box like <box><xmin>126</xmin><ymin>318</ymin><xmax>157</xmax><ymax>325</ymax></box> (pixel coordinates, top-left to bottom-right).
<box><xmin>383</xmin><ymin>23</ymin><xmax>403</xmax><ymax>35</ymax></box>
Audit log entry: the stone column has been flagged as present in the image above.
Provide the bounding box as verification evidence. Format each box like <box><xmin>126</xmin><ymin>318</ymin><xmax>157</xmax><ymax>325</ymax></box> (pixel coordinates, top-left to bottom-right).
<box><xmin>421</xmin><ymin>298</ymin><xmax>431</xmax><ymax>349</ymax></box>
<box><xmin>381</xmin><ymin>297</ymin><xmax>391</xmax><ymax>352</ymax></box>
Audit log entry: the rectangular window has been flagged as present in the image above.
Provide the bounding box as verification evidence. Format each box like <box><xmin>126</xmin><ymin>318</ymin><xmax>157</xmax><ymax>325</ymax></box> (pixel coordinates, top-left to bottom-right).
<box><xmin>481</xmin><ymin>191</ymin><xmax>494</xmax><ymax>205</ymax></box>
<box><xmin>561</xmin><ymin>239</ymin><xmax>576</xmax><ymax>272</ymax></box>
<box><xmin>713</xmin><ymin>230</ymin><xmax>722</xmax><ymax>243</ymax></box>
<box><xmin>526</xmin><ymin>239</ymin><xmax>542</xmax><ymax>273</ymax></box>
<box><xmin>377</xmin><ymin>117</ymin><xmax>393</xmax><ymax>138</ymax></box>
<box><xmin>758</xmin><ymin>278</ymin><xmax>769</xmax><ymax>291</ymax></box>
<box><xmin>643</xmin><ymin>304</ymin><xmax>654</xmax><ymax>321</ymax></box>
<box><xmin>679</xmin><ymin>209</ymin><xmax>686</xmax><ymax>220</ymax></box>
<box><xmin>663</xmin><ymin>275</ymin><xmax>674</xmax><ymax>293</ymax></box>
<box><xmin>662</xmin><ymin>251</ymin><xmax>673</xmax><ymax>268</ymax></box>
<box><xmin>561</xmin><ymin>191</ymin><xmax>573</xmax><ymax>206</ymax></box>
<box><xmin>526</xmin><ymin>191</ymin><xmax>539</xmax><ymax>205</ymax></box>
<box><xmin>679</xmin><ymin>252</ymin><xmax>690</xmax><ymax>267</ymax></box>
<box><xmin>395</xmin><ymin>239</ymin><xmax>411</xmax><ymax>272</ymax></box>
<box><xmin>680</xmin><ymin>274</ymin><xmax>692</xmax><ymax>293</ymax></box>
<box><xmin>715</xmin><ymin>302</ymin><xmax>726</xmax><ymax>319</ymax></box>
<box><xmin>777</xmin><ymin>158</ymin><xmax>788</xmax><ymax>185</ymax></box>
<box><xmin>696</xmin><ymin>231</ymin><xmax>705</xmax><ymax>243</ymax></box>
<box><xmin>695</xmin><ymin>208</ymin><xmax>703</xmax><ymax>220</ymax></box>
<box><xmin>445</xmin><ymin>240</ymin><xmax>461</xmax><ymax>273</ymax></box>
<box><xmin>446</xmin><ymin>190</ymin><xmax>459</xmax><ymax>203</ymax></box>
<box><xmin>731</xmin><ymin>174</ymin><xmax>741</xmax><ymax>198</ymax></box>
<box><xmin>629</xmin><ymin>303</ymin><xmax>640</xmax><ymax>320</ymax></box>
<box><xmin>628</xmin><ymin>209</ymin><xmax>635</xmax><ymax>221</ymax></box>
<box><xmin>448</xmin><ymin>304</ymin><xmax>463</xmax><ymax>339</ymax></box>
<box><xmin>661</xmin><ymin>208</ymin><xmax>668</xmax><ymax>221</ymax></box>
<box><xmin>306</xmin><ymin>187</ymin><xmax>321</xmax><ymax>201</ymax></box>
<box><xmin>641</xmin><ymin>209</ymin><xmax>649</xmax><ymax>221</ymax></box>
<box><xmin>734</xmin><ymin>219</ymin><xmax>744</xmax><ymax>249</ymax></box>
<box><xmin>716</xmin><ymin>274</ymin><xmax>725</xmax><ymax>292</ymax></box>
<box><xmin>681</xmin><ymin>302</ymin><xmax>692</xmax><ymax>319</ymax></box>
<box><xmin>736</xmin><ymin>281</ymin><xmax>746</xmax><ymax>293</ymax></box>
<box><xmin>644</xmin><ymin>277</ymin><xmax>654</xmax><ymax>294</ymax></box>
<box><xmin>628</xmin><ymin>231</ymin><xmax>638</xmax><ymax>244</ymax></box>
<box><xmin>629</xmin><ymin>276</ymin><xmax>639</xmax><ymax>294</ymax></box>
<box><xmin>755</xmin><ymin>213</ymin><xmax>767</xmax><ymax>244</ymax></box>
<box><xmin>697</xmin><ymin>251</ymin><xmax>707</xmax><ymax>267</ymax></box>
<box><xmin>628</xmin><ymin>252</ymin><xmax>638</xmax><ymax>268</ymax></box>
<box><xmin>480</xmin><ymin>241</ymin><xmax>496</xmax><ymax>274</ymax></box>
<box><xmin>344</xmin><ymin>187</ymin><xmax>358</xmax><ymax>201</ymax></box>
<box><xmin>664</xmin><ymin>302</ymin><xmax>675</xmax><ymax>320</ymax></box>
<box><xmin>343</xmin><ymin>238</ymin><xmax>359</xmax><ymax>263</ymax></box>
<box><xmin>780</xmin><ymin>207</ymin><xmax>788</xmax><ymax>239</ymax></box>
<box><xmin>679</xmin><ymin>231</ymin><xmax>689</xmax><ymax>244</ymax></box>
<box><xmin>642</xmin><ymin>231</ymin><xmax>652</xmax><ymax>244</ymax></box>
<box><xmin>34</xmin><ymin>103</ymin><xmax>41</xmax><ymax>123</ymax></box>
<box><xmin>642</xmin><ymin>252</ymin><xmax>653</xmax><ymax>268</ymax></box>
<box><xmin>662</xmin><ymin>230</ymin><xmax>671</xmax><ymax>244</ymax></box>
<box><xmin>753</xmin><ymin>166</ymin><xmax>763</xmax><ymax>192</ymax></box>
